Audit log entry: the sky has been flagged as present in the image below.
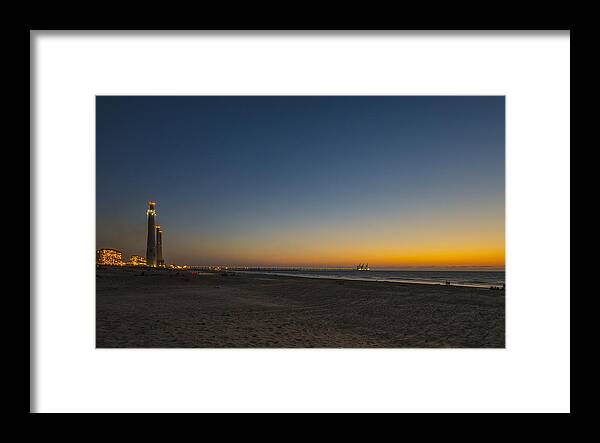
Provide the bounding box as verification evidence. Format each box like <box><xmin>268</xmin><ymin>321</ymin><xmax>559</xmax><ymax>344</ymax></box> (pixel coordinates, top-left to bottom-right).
<box><xmin>96</xmin><ymin>96</ymin><xmax>505</xmax><ymax>268</ymax></box>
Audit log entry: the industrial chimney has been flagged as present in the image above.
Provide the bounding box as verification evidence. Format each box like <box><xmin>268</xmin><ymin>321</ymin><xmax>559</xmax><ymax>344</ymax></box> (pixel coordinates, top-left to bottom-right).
<box><xmin>156</xmin><ymin>225</ymin><xmax>164</xmax><ymax>266</ymax></box>
<box><xmin>146</xmin><ymin>201</ymin><xmax>157</xmax><ymax>267</ymax></box>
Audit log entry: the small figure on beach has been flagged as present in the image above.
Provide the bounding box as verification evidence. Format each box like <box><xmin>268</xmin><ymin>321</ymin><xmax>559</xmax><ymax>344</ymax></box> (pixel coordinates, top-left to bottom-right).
<box><xmin>445</xmin><ymin>280</ymin><xmax>451</xmax><ymax>286</ymax></box>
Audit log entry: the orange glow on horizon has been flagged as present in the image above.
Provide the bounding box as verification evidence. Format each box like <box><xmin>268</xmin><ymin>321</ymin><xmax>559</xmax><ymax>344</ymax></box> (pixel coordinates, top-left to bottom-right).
<box><xmin>217</xmin><ymin>250</ymin><xmax>505</xmax><ymax>269</ymax></box>
<box><xmin>167</xmin><ymin>202</ymin><xmax>505</xmax><ymax>268</ymax></box>
<box><xmin>172</xmin><ymin>239</ymin><xmax>505</xmax><ymax>268</ymax></box>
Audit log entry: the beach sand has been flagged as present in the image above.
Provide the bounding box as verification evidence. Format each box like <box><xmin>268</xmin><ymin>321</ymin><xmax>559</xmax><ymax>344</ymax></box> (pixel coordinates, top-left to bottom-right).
<box><xmin>96</xmin><ymin>267</ymin><xmax>505</xmax><ymax>348</ymax></box>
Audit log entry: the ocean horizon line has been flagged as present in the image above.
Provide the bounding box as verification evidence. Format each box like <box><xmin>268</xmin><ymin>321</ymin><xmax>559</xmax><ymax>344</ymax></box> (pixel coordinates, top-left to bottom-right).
<box><xmin>184</xmin><ymin>265</ymin><xmax>505</xmax><ymax>271</ymax></box>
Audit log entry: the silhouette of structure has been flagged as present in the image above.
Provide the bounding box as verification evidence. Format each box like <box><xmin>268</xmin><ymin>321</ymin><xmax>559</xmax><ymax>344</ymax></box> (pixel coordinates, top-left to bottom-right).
<box><xmin>146</xmin><ymin>201</ymin><xmax>157</xmax><ymax>267</ymax></box>
<box><xmin>156</xmin><ymin>225</ymin><xmax>164</xmax><ymax>266</ymax></box>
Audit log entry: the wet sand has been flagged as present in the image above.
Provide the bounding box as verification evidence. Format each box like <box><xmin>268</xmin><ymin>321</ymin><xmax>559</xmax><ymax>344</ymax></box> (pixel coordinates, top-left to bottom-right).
<box><xmin>96</xmin><ymin>267</ymin><xmax>505</xmax><ymax>348</ymax></box>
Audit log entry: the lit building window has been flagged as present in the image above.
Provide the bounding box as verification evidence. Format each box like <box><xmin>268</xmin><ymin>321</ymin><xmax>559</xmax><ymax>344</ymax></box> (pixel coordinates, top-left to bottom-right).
<box><xmin>96</xmin><ymin>248</ymin><xmax>124</xmax><ymax>266</ymax></box>
<box><xmin>128</xmin><ymin>255</ymin><xmax>147</xmax><ymax>266</ymax></box>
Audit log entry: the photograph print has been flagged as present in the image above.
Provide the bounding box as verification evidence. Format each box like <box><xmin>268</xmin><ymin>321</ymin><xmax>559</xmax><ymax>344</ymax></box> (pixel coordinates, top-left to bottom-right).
<box><xmin>96</xmin><ymin>96</ymin><xmax>505</xmax><ymax>348</ymax></box>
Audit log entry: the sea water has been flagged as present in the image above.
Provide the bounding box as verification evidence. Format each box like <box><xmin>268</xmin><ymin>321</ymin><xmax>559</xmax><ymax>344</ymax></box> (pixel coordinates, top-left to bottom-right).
<box><xmin>241</xmin><ymin>269</ymin><xmax>505</xmax><ymax>289</ymax></box>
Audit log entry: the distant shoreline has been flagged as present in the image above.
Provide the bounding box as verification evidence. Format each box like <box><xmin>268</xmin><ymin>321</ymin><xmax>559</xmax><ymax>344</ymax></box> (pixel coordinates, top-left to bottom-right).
<box><xmin>236</xmin><ymin>270</ymin><xmax>505</xmax><ymax>290</ymax></box>
<box><xmin>96</xmin><ymin>265</ymin><xmax>505</xmax><ymax>289</ymax></box>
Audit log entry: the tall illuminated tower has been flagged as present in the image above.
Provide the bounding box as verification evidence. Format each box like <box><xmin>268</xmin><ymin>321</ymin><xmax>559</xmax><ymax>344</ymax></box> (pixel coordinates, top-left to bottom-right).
<box><xmin>146</xmin><ymin>201</ymin><xmax>157</xmax><ymax>267</ymax></box>
<box><xmin>156</xmin><ymin>225</ymin><xmax>164</xmax><ymax>266</ymax></box>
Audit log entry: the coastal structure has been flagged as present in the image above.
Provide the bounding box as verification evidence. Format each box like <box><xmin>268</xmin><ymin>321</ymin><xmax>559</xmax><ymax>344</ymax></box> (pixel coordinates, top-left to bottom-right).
<box><xmin>97</xmin><ymin>248</ymin><xmax>124</xmax><ymax>266</ymax></box>
<box><xmin>146</xmin><ymin>201</ymin><xmax>157</xmax><ymax>267</ymax></box>
<box><xmin>97</xmin><ymin>200</ymin><xmax>168</xmax><ymax>268</ymax></box>
<box><xmin>156</xmin><ymin>225</ymin><xmax>164</xmax><ymax>266</ymax></box>
<box><xmin>128</xmin><ymin>255</ymin><xmax>147</xmax><ymax>266</ymax></box>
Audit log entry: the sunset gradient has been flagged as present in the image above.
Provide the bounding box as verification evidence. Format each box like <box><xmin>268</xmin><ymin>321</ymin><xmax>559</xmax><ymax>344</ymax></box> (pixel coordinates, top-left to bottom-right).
<box><xmin>96</xmin><ymin>96</ymin><xmax>505</xmax><ymax>268</ymax></box>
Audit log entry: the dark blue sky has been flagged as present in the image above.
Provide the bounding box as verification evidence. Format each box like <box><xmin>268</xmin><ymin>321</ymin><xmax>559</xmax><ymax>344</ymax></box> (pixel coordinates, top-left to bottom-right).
<box><xmin>96</xmin><ymin>96</ymin><xmax>505</xmax><ymax>266</ymax></box>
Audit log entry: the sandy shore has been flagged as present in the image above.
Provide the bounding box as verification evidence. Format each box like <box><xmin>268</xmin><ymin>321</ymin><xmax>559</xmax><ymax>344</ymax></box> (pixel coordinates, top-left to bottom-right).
<box><xmin>96</xmin><ymin>267</ymin><xmax>505</xmax><ymax>348</ymax></box>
